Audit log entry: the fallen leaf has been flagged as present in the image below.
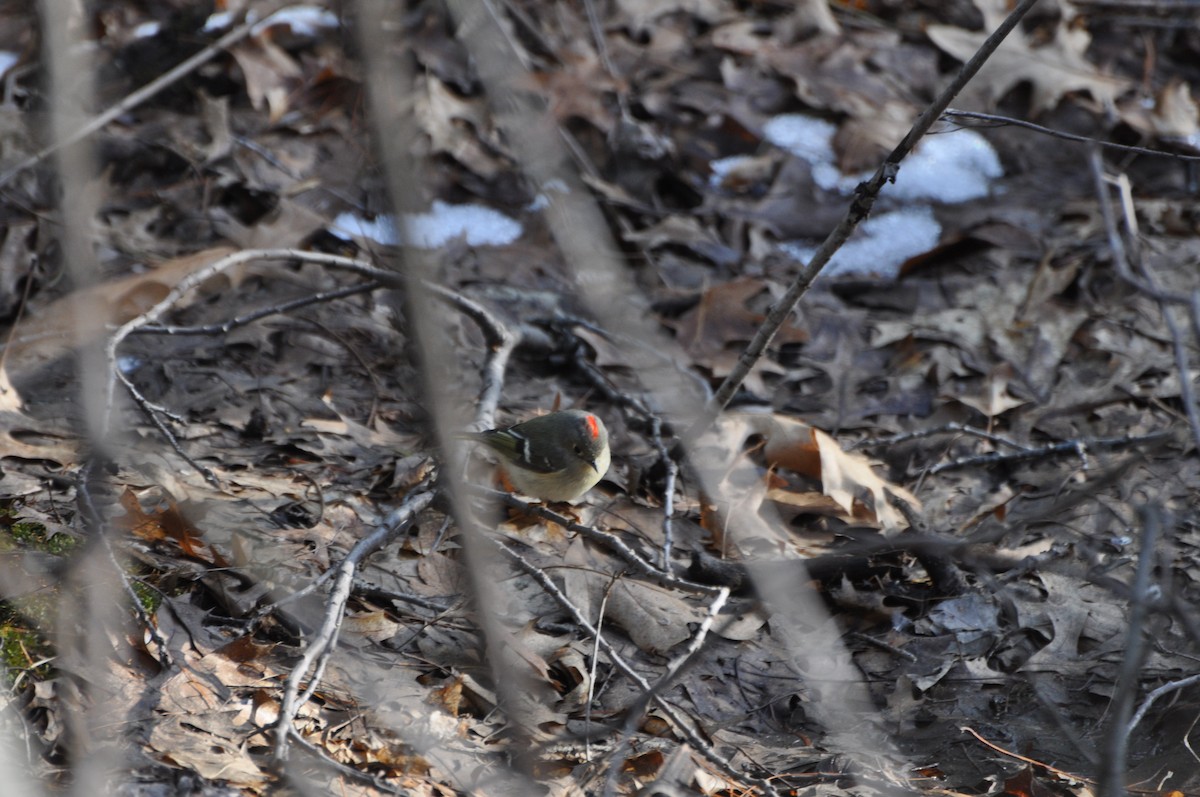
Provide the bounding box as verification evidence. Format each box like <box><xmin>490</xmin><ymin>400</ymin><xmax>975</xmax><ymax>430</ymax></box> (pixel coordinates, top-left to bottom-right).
<box><xmin>229</xmin><ymin>35</ymin><xmax>302</xmax><ymax>123</ymax></box>
<box><xmin>117</xmin><ymin>487</ymin><xmax>228</xmax><ymax>565</ymax></box>
<box><xmin>607</xmin><ymin>579</ymin><xmax>698</xmax><ymax>653</ymax></box>
<box><xmin>530</xmin><ymin>49</ymin><xmax>620</xmax><ymax>132</ymax></box>
<box><xmin>1150</xmin><ymin>78</ymin><xmax>1200</xmax><ymax>139</ymax></box>
<box><xmin>3</xmin><ymin>247</ymin><xmax>238</xmax><ymax>383</ymax></box>
<box><xmin>415</xmin><ymin>75</ymin><xmax>507</xmax><ymax>178</ymax></box>
<box><xmin>947</xmin><ymin>367</ymin><xmax>1029</xmax><ymax>419</ymax></box>
<box><xmin>562</xmin><ymin>538</ymin><xmax>704</xmax><ymax>653</ymax></box>
<box><xmin>704</xmin><ymin>412</ymin><xmax>920</xmax><ymax>534</ymax></box>
<box><xmin>343</xmin><ymin>609</ymin><xmax>402</xmax><ymax>643</ymax></box>
<box><xmin>668</xmin><ymin>280</ymin><xmax>808</xmax><ymax>393</ymax></box>
<box><xmin>927</xmin><ymin>0</ymin><xmax>1129</xmax><ymax>113</ymax></box>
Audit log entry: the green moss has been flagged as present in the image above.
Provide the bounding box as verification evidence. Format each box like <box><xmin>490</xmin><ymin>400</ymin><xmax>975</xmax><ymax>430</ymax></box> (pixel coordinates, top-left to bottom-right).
<box><xmin>0</xmin><ymin>608</ymin><xmax>55</xmax><ymax>680</ymax></box>
<box><xmin>0</xmin><ymin>504</ymin><xmax>178</xmax><ymax>687</ymax></box>
<box><xmin>0</xmin><ymin>507</ymin><xmax>64</xmax><ymax>682</ymax></box>
<box><xmin>130</xmin><ymin>577</ymin><xmax>163</xmax><ymax>615</ymax></box>
<box><xmin>7</xmin><ymin>519</ymin><xmax>78</xmax><ymax>556</ymax></box>
<box><xmin>0</xmin><ymin>509</ymin><xmax>70</xmax><ymax>684</ymax></box>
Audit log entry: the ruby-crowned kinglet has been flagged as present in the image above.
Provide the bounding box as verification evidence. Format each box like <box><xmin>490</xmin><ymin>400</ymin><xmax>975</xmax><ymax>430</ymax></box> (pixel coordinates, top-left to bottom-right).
<box><xmin>463</xmin><ymin>409</ymin><xmax>610</xmax><ymax>501</ymax></box>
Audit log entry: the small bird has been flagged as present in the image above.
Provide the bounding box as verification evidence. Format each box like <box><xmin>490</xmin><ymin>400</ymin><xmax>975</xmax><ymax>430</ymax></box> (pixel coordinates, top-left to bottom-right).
<box><xmin>462</xmin><ymin>409</ymin><xmax>610</xmax><ymax>501</ymax></box>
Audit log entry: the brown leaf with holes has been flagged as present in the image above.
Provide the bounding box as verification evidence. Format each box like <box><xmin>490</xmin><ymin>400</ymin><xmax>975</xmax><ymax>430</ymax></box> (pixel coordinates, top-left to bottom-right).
<box><xmin>415</xmin><ymin>75</ymin><xmax>508</xmax><ymax>178</ymax></box>
<box><xmin>927</xmin><ymin>0</ymin><xmax>1129</xmax><ymax>113</ymax></box>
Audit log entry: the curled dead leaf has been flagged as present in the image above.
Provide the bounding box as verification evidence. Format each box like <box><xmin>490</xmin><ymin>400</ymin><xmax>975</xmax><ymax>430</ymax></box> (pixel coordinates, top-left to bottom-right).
<box><xmin>703</xmin><ymin>412</ymin><xmax>920</xmax><ymax>534</ymax></box>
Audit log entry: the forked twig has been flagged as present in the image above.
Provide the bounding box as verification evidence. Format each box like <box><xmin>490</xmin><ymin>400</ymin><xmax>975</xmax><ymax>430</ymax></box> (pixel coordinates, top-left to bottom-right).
<box><xmin>273</xmin><ymin>482</ymin><xmax>435</xmax><ymax>761</ymax></box>
<box><xmin>600</xmin><ymin>585</ymin><xmax>729</xmax><ymax>797</ymax></box>
<box><xmin>482</xmin><ymin>487</ymin><xmax>721</xmax><ymax>594</ymax></box>
<box><xmin>497</xmin><ymin>540</ymin><xmax>777</xmax><ymax>797</ymax></box>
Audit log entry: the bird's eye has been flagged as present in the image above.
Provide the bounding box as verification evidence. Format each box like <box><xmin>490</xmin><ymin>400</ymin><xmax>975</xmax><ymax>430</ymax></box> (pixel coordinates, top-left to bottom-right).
<box><xmin>573</xmin><ymin>444</ymin><xmax>583</xmax><ymax>454</ymax></box>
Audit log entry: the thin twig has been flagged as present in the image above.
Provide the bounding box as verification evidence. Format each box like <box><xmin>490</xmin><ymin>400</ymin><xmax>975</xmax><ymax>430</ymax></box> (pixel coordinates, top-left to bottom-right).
<box><xmin>283</xmin><ymin>730</ymin><xmax>409</xmax><ymax>794</ymax></box>
<box><xmin>1126</xmin><ymin>672</ymin><xmax>1200</xmax><ymax>736</ymax></box>
<box><xmin>601</xmin><ymin>585</ymin><xmax>729</xmax><ymax>797</ymax></box>
<box><xmin>0</xmin><ymin>3</ymin><xmax>294</xmax><ymax>190</ymax></box>
<box><xmin>1088</xmin><ymin>148</ymin><xmax>1186</xmax><ymax>304</ymax></box>
<box><xmin>943</xmin><ymin>108</ymin><xmax>1200</xmax><ymax>162</ymax></box>
<box><xmin>273</xmin><ymin>483</ymin><xmax>435</xmax><ymax>761</ymax></box>
<box><xmin>104</xmin><ymin>248</ymin><xmax>399</xmax><ymax>435</ymax></box>
<box><xmin>851</xmin><ymin>422</ymin><xmax>1034</xmax><ymax>453</ymax></box>
<box><xmin>847</xmin><ymin>632</ymin><xmax>918</xmax><ymax>663</ymax></box>
<box><xmin>924</xmin><ymin>431</ymin><xmax>1170</xmax><ymax>475</ymax></box>
<box><xmin>1153</xmin><ymin>291</ymin><xmax>1200</xmax><ymax>451</ymax></box>
<box><xmin>424</xmin><ymin>282</ymin><xmax>520</xmax><ymax>429</ymax></box>
<box><xmin>129</xmin><ymin>388</ymin><xmax>220</xmax><ymax>487</ymax></box>
<box><xmin>585</xmin><ymin>574</ymin><xmax>618</xmax><ymax>763</ymax></box>
<box><xmin>497</xmin><ymin>539</ymin><xmax>780</xmax><ymax>797</ymax></box>
<box><xmin>582</xmin><ymin>0</ymin><xmax>617</xmax><ymax>82</ymax></box>
<box><xmin>1090</xmin><ymin>150</ymin><xmax>1200</xmax><ymax>450</ymax></box>
<box><xmin>78</xmin><ymin>472</ymin><xmax>176</xmax><ymax>669</ymax></box>
<box><xmin>1100</xmin><ymin>505</ymin><xmax>1163</xmax><ymax>797</ymax></box>
<box><xmin>483</xmin><ymin>487</ymin><xmax>721</xmax><ymax>594</ymax></box>
<box><xmin>135</xmin><ymin>282</ymin><xmax>380</xmax><ymax>336</ymax></box>
<box><xmin>962</xmin><ymin>725</ymin><xmax>1093</xmax><ymax>783</ymax></box>
<box><xmin>105</xmin><ymin>250</ymin><xmax>396</xmax><ymax>484</ymax></box>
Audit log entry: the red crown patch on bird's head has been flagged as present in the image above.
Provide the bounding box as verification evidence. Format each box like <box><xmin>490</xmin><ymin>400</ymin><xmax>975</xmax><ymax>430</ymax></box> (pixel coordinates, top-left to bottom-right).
<box><xmin>585</xmin><ymin>414</ymin><xmax>600</xmax><ymax>439</ymax></box>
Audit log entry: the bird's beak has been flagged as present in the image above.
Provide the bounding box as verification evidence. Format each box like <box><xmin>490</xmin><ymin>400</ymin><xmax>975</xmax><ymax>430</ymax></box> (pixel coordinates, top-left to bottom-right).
<box><xmin>589</xmin><ymin>460</ymin><xmax>600</xmax><ymax>473</ymax></box>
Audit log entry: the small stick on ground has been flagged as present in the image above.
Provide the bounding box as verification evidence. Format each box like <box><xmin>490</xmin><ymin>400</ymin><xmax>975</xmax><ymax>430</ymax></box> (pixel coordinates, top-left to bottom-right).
<box><xmin>1090</xmin><ymin>149</ymin><xmax>1200</xmax><ymax>451</ymax></box>
<box><xmin>424</xmin><ymin>282</ymin><xmax>520</xmax><ymax>430</ymax></box>
<box><xmin>1100</xmin><ymin>505</ymin><xmax>1163</xmax><ymax>797</ymax></box>
<box><xmin>851</xmin><ymin>422</ymin><xmax>1033</xmax><ymax>453</ymax></box>
<box><xmin>925</xmin><ymin>431</ymin><xmax>1171</xmax><ymax>475</ymax></box>
<box><xmin>497</xmin><ymin>539</ymin><xmax>780</xmax><ymax>797</ymax></box>
<box><xmin>943</xmin><ymin>109</ymin><xmax>1200</xmax><ymax>163</ymax></box>
<box><xmin>483</xmin><ymin>487</ymin><xmax>721</xmax><ymax>594</ymax></box>
<box><xmin>272</xmin><ymin>482</ymin><xmax>435</xmax><ymax>762</ymax></box>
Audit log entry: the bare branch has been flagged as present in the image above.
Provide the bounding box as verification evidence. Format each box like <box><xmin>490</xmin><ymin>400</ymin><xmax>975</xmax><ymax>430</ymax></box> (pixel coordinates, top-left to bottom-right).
<box><xmin>272</xmin><ymin>483</ymin><xmax>435</xmax><ymax>761</ymax></box>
